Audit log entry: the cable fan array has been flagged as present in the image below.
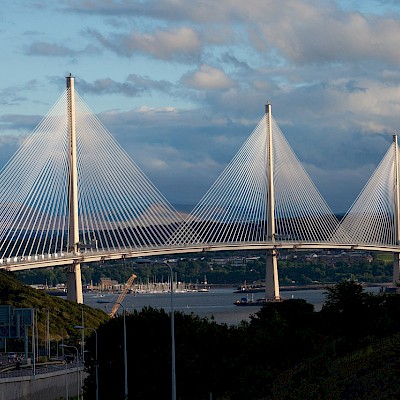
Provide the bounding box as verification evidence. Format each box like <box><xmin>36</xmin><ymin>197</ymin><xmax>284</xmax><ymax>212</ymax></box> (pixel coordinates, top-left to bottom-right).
<box><xmin>0</xmin><ymin>94</ymin><xmax>70</xmax><ymax>260</ymax></box>
<box><xmin>0</xmin><ymin>85</ymin><xmax>399</xmax><ymax>265</ymax></box>
<box><xmin>272</xmin><ymin>118</ymin><xmax>342</xmax><ymax>243</ymax></box>
<box><xmin>74</xmin><ymin>92</ymin><xmax>183</xmax><ymax>251</ymax></box>
<box><xmin>169</xmin><ymin>114</ymin><xmax>342</xmax><ymax>246</ymax></box>
<box><xmin>0</xmin><ymin>89</ymin><xmax>184</xmax><ymax>260</ymax></box>
<box><xmin>334</xmin><ymin>143</ymin><xmax>397</xmax><ymax>246</ymax></box>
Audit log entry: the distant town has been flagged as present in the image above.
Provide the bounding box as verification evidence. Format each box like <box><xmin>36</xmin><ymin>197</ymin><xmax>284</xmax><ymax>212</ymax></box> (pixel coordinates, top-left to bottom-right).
<box><xmin>17</xmin><ymin>249</ymin><xmax>392</xmax><ymax>296</ymax></box>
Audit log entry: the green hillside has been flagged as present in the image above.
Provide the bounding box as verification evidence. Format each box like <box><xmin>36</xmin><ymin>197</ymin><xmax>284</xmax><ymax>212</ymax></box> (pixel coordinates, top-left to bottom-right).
<box><xmin>0</xmin><ymin>270</ymin><xmax>108</xmax><ymax>344</ymax></box>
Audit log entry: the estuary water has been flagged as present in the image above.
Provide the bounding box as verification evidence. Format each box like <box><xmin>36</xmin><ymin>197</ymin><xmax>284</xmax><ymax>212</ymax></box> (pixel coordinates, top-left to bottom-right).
<box><xmin>82</xmin><ymin>287</ymin><xmax>339</xmax><ymax>325</ymax></box>
<box><xmin>83</xmin><ymin>286</ymin><xmax>382</xmax><ymax>325</ymax></box>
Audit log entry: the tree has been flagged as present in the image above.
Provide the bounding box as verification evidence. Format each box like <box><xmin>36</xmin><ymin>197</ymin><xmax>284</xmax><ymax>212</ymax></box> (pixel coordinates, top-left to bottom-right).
<box><xmin>83</xmin><ymin>307</ymin><xmax>243</xmax><ymax>399</ymax></box>
<box><xmin>320</xmin><ymin>280</ymin><xmax>373</xmax><ymax>352</ymax></box>
<box><xmin>323</xmin><ymin>280</ymin><xmax>368</xmax><ymax>312</ymax></box>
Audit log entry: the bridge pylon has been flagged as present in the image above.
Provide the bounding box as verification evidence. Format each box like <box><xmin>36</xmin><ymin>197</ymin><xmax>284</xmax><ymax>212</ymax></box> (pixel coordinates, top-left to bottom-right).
<box><xmin>393</xmin><ymin>134</ymin><xmax>400</xmax><ymax>285</ymax></box>
<box><xmin>65</xmin><ymin>74</ymin><xmax>83</xmax><ymax>304</ymax></box>
<box><xmin>265</xmin><ymin>102</ymin><xmax>280</xmax><ymax>300</ymax></box>
<box><xmin>67</xmin><ymin>263</ymin><xmax>83</xmax><ymax>303</ymax></box>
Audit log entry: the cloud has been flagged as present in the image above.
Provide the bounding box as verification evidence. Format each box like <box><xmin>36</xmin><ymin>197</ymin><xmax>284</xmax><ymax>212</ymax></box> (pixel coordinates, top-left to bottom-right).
<box><xmin>220</xmin><ymin>52</ymin><xmax>252</xmax><ymax>72</ymax></box>
<box><xmin>25</xmin><ymin>41</ymin><xmax>100</xmax><ymax>57</ymax></box>
<box><xmin>94</xmin><ymin>102</ymin><xmax>390</xmax><ymax>213</ymax></box>
<box><xmin>95</xmin><ymin>105</ymin><xmax>252</xmax><ymax>204</ymax></box>
<box><xmin>0</xmin><ymin>80</ymin><xmax>39</xmax><ymax>107</ymax></box>
<box><xmin>60</xmin><ymin>0</ymin><xmax>263</xmax><ymax>23</ymax></box>
<box><xmin>68</xmin><ymin>0</ymin><xmax>400</xmax><ymax>67</ymax></box>
<box><xmin>75</xmin><ymin>75</ymin><xmax>174</xmax><ymax>97</ymax></box>
<box><xmin>4</xmin><ymin>0</ymin><xmax>400</xmax><ymax>214</ymax></box>
<box><xmin>0</xmin><ymin>134</ymin><xmax>28</xmax><ymax>170</ymax></box>
<box><xmin>0</xmin><ymin>114</ymin><xmax>42</xmax><ymax>133</ymax></box>
<box><xmin>304</xmin><ymin>161</ymin><xmax>379</xmax><ymax>213</ymax></box>
<box><xmin>181</xmin><ymin>64</ymin><xmax>235</xmax><ymax>90</ymax></box>
<box><xmin>126</xmin><ymin>74</ymin><xmax>174</xmax><ymax>93</ymax></box>
<box><xmin>89</xmin><ymin>26</ymin><xmax>202</xmax><ymax>62</ymax></box>
<box><xmin>253</xmin><ymin>6</ymin><xmax>400</xmax><ymax>65</ymax></box>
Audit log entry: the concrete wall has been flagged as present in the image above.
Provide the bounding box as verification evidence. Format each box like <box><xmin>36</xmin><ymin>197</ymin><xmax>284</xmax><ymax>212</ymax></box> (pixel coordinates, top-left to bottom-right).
<box><xmin>0</xmin><ymin>367</ymin><xmax>86</xmax><ymax>400</ymax></box>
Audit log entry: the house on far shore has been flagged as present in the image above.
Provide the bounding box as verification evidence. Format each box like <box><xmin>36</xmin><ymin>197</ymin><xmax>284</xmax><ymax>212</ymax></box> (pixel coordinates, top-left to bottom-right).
<box><xmin>99</xmin><ymin>277</ymin><xmax>119</xmax><ymax>291</ymax></box>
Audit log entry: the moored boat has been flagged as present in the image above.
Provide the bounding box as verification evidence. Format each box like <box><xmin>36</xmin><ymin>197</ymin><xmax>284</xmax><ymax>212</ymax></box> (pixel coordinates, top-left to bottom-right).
<box><xmin>234</xmin><ymin>296</ymin><xmax>266</xmax><ymax>306</ymax></box>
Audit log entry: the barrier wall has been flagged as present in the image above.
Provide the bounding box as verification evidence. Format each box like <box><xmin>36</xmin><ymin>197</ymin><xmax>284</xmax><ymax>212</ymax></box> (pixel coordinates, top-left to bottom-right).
<box><xmin>0</xmin><ymin>367</ymin><xmax>86</xmax><ymax>400</ymax></box>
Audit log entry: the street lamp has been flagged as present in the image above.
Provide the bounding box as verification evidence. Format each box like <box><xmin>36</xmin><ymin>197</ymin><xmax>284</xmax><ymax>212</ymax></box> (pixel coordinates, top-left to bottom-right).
<box><xmin>60</xmin><ymin>344</ymin><xmax>80</xmax><ymax>400</ymax></box>
<box><xmin>164</xmin><ymin>261</ymin><xmax>176</xmax><ymax>400</ymax></box>
<box><xmin>119</xmin><ymin>303</ymin><xmax>128</xmax><ymax>400</ymax></box>
<box><xmin>75</xmin><ymin>326</ymin><xmax>98</xmax><ymax>400</ymax></box>
<box><xmin>98</xmin><ymin>300</ymin><xmax>128</xmax><ymax>400</ymax></box>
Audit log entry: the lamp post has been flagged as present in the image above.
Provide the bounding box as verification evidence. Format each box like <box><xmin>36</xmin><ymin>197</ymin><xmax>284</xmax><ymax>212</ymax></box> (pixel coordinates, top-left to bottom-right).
<box><xmin>74</xmin><ymin>326</ymin><xmax>98</xmax><ymax>400</ymax></box>
<box><xmin>120</xmin><ymin>303</ymin><xmax>128</xmax><ymax>400</ymax></box>
<box><xmin>98</xmin><ymin>300</ymin><xmax>128</xmax><ymax>400</ymax></box>
<box><xmin>64</xmin><ymin>355</ymin><xmax>69</xmax><ymax>400</ymax></box>
<box><xmin>60</xmin><ymin>344</ymin><xmax>80</xmax><ymax>400</ymax></box>
<box><xmin>164</xmin><ymin>261</ymin><xmax>176</xmax><ymax>400</ymax></box>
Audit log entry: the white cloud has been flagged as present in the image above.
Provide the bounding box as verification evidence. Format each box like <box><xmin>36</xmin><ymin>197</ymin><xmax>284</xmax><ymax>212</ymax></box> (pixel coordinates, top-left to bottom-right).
<box><xmin>182</xmin><ymin>64</ymin><xmax>235</xmax><ymax>90</ymax></box>
<box><xmin>90</xmin><ymin>26</ymin><xmax>202</xmax><ymax>62</ymax></box>
<box><xmin>4</xmin><ymin>0</ymin><xmax>400</xmax><ymax>213</ymax></box>
<box><xmin>64</xmin><ymin>0</ymin><xmax>400</xmax><ymax>66</ymax></box>
<box><xmin>257</xmin><ymin>8</ymin><xmax>400</xmax><ymax>65</ymax></box>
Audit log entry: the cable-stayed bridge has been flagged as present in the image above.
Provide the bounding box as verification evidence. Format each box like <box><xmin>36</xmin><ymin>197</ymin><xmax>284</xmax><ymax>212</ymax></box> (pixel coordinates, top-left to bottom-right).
<box><xmin>1</xmin><ymin>76</ymin><xmax>400</xmax><ymax>303</ymax></box>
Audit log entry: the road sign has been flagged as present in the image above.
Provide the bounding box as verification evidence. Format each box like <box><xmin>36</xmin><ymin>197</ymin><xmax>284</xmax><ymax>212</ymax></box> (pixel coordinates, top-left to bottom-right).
<box><xmin>0</xmin><ymin>305</ymin><xmax>11</xmax><ymax>325</ymax></box>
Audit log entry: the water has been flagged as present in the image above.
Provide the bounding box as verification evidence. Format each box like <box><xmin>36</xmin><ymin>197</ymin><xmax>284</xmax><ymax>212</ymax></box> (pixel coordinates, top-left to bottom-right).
<box><xmin>83</xmin><ymin>287</ymin><xmax>331</xmax><ymax>325</ymax></box>
<box><xmin>83</xmin><ymin>286</ymin><xmax>383</xmax><ymax>325</ymax></box>
<box><xmin>83</xmin><ymin>285</ymin><xmax>384</xmax><ymax>325</ymax></box>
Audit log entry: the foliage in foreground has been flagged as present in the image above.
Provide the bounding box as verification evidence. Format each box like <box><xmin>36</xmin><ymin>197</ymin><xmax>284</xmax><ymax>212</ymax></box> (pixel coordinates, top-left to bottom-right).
<box><xmin>269</xmin><ymin>333</ymin><xmax>400</xmax><ymax>400</ymax></box>
<box><xmin>82</xmin><ymin>281</ymin><xmax>400</xmax><ymax>400</ymax></box>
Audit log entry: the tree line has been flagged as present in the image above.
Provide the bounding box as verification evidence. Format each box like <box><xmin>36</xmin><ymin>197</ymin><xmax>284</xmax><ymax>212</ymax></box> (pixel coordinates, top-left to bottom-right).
<box><xmin>2</xmin><ymin>270</ymin><xmax>399</xmax><ymax>399</ymax></box>
<box><xmin>14</xmin><ymin>250</ymin><xmax>393</xmax><ymax>289</ymax></box>
<box><xmin>82</xmin><ymin>280</ymin><xmax>400</xmax><ymax>399</ymax></box>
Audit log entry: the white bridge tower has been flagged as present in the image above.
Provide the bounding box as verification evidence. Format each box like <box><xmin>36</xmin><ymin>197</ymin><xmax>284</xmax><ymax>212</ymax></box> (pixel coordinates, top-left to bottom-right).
<box><xmin>393</xmin><ymin>134</ymin><xmax>400</xmax><ymax>285</ymax></box>
<box><xmin>66</xmin><ymin>74</ymin><xmax>83</xmax><ymax>304</ymax></box>
<box><xmin>265</xmin><ymin>102</ymin><xmax>280</xmax><ymax>300</ymax></box>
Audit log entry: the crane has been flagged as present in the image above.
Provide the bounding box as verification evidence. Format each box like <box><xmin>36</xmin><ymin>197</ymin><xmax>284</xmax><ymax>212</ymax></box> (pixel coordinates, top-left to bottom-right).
<box><xmin>109</xmin><ymin>274</ymin><xmax>137</xmax><ymax>317</ymax></box>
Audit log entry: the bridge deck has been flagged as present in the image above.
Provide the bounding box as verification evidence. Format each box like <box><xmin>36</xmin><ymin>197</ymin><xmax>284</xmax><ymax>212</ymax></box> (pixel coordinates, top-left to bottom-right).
<box><xmin>1</xmin><ymin>242</ymin><xmax>398</xmax><ymax>272</ymax></box>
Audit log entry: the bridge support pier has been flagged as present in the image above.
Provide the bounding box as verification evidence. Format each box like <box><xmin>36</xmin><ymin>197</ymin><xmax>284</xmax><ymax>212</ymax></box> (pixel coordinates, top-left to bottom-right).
<box><xmin>67</xmin><ymin>264</ymin><xmax>83</xmax><ymax>304</ymax></box>
<box><xmin>265</xmin><ymin>249</ymin><xmax>280</xmax><ymax>300</ymax></box>
<box><xmin>393</xmin><ymin>253</ymin><xmax>400</xmax><ymax>286</ymax></box>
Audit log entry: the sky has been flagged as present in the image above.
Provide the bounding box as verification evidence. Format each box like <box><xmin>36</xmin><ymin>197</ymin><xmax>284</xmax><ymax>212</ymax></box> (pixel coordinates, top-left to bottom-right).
<box><xmin>1</xmin><ymin>0</ymin><xmax>400</xmax><ymax>214</ymax></box>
